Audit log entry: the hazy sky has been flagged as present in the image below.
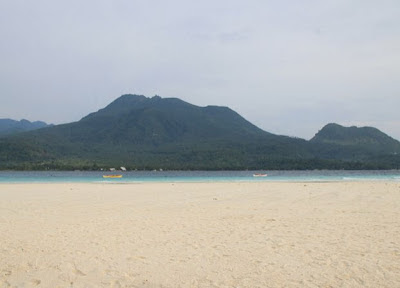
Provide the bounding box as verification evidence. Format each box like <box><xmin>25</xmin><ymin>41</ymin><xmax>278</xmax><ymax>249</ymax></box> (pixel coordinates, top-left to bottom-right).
<box><xmin>1</xmin><ymin>0</ymin><xmax>399</xmax><ymax>140</ymax></box>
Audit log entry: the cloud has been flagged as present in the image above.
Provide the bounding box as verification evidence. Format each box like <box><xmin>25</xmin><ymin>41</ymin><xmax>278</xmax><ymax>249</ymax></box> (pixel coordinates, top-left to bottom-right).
<box><xmin>0</xmin><ymin>0</ymin><xmax>399</xmax><ymax>140</ymax></box>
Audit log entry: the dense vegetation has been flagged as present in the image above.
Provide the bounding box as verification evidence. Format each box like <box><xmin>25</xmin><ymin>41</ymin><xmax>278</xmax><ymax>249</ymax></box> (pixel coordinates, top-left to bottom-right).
<box><xmin>1</xmin><ymin>95</ymin><xmax>400</xmax><ymax>170</ymax></box>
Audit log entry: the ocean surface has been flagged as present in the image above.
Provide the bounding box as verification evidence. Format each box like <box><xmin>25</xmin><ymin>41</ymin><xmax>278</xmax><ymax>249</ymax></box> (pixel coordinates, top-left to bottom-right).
<box><xmin>0</xmin><ymin>170</ymin><xmax>400</xmax><ymax>183</ymax></box>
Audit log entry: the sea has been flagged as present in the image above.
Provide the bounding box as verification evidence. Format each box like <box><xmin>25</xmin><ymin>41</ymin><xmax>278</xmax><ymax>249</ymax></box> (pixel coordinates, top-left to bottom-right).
<box><xmin>0</xmin><ymin>170</ymin><xmax>400</xmax><ymax>183</ymax></box>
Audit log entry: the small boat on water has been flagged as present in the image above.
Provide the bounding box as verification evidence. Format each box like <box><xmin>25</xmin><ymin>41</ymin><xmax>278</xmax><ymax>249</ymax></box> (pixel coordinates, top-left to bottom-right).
<box><xmin>253</xmin><ymin>173</ymin><xmax>267</xmax><ymax>177</ymax></box>
<box><xmin>103</xmin><ymin>175</ymin><xmax>123</xmax><ymax>179</ymax></box>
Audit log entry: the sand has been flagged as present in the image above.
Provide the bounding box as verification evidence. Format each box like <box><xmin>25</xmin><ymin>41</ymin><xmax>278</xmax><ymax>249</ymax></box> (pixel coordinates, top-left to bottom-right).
<box><xmin>0</xmin><ymin>181</ymin><xmax>399</xmax><ymax>288</ymax></box>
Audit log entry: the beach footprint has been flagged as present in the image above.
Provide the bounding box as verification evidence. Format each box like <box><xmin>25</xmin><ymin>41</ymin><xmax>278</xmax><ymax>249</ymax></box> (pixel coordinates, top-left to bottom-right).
<box><xmin>31</xmin><ymin>279</ymin><xmax>41</xmax><ymax>286</ymax></box>
<box><xmin>2</xmin><ymin>270</ymin><xmax>12</xmax><ymax>276</ymax></box>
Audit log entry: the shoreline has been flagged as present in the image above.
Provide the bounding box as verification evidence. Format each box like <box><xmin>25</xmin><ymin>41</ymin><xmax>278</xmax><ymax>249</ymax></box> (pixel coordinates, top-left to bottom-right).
<box><xmin>1</xmin><ymin>177</ymin><xmax>400</xmax><ymax>184</ymax></box>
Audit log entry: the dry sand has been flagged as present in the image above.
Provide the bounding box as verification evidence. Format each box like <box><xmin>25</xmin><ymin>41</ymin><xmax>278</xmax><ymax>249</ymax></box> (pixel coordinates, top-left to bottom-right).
<box><xmin>0</xmin><ymin>181</ymin><xmax>399</xmax><ymax>287</ymax></box>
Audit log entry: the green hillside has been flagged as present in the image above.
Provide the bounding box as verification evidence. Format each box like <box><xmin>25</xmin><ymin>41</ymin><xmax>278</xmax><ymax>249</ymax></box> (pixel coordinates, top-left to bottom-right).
<box><xmin>310</xmin><ymin>123</ymin><xmax>400</xmax><ymax>161</ymax></box>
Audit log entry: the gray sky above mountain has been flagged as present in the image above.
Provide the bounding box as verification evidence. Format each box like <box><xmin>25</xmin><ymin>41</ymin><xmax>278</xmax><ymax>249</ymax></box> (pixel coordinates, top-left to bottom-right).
<box><xmin>1</xmin><ymin>0</ymin><xmax>399</xmax><ymax>140</ymax></box>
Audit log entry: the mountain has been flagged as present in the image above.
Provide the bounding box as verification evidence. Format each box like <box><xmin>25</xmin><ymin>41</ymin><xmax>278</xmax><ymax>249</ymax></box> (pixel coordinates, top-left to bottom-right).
<box><xmin>0</xmin><ymin>95</ymin><xmax>311</xmax><ymax>170</ymax></box>
<box><xmin>0</xmin><ymin>95</ymin><xmax>399</xmax><ymax>170</ymax></box>
<box><xmin>0</xmin><ymin>119</ymin><xmax>51</xmax><ymax>136</ymax></box>
<box><xmin>70</xmin><ymin>94</ymin><xmax>273</xmax><ymax>144</ymax></box>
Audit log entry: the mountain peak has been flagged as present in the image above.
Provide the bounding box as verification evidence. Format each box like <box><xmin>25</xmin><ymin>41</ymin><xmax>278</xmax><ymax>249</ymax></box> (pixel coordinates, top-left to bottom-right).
<box><xmin>108</xmin><ymin>94</ymin><xmax>147</xmax><ymax>106</ymax></box>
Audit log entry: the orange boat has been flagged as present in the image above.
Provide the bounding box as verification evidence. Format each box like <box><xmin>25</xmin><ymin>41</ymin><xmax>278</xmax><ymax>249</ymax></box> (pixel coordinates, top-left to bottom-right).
<box><xmin>102</xmin><ymin>175</ymin><xmax>123</xmax><ymax>178</ymax></box>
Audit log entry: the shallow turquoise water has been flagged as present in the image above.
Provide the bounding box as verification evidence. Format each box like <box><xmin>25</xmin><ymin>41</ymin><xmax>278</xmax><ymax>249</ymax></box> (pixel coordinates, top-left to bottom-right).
<box><xmin>0</xmin><ymin>170</ymin><xmax>399</xmax><ymax>183</ymax></box>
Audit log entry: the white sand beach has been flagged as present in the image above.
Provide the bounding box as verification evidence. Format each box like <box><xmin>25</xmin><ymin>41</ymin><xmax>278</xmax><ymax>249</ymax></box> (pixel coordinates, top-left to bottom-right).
<box><xmin>1</xmin><ymin>182</ymin><xmax>399</xmax><ymax>287</ymax></box>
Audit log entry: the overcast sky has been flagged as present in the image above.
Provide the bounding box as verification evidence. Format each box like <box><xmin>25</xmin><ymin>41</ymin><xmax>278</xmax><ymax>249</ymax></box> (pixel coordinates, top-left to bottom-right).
<box><xmin>1</xmin><ymin>0</ymin><xmax>399</xmax><ymax>140</ymax></box>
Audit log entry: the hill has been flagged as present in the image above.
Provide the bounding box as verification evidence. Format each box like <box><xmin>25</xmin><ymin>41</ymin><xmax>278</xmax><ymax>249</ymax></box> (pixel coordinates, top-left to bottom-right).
<box><xmin>0</xmin><ymin>95</ymin><xmax>399</xmax><ymax>170</ymax></box>
<box><xmin>0</xmin><ymin>119</ymin><xmax>50</xmax><ymax>136</ymax></box>
<box><xmin>311</xmin><ymin>123</ymin><xmax>400</xmax><ymax>148</ymax></box>
<box><xmin>310</xmin><ymin>123</ymin><xmax>400</xmax><ymax>163</ymax></box>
